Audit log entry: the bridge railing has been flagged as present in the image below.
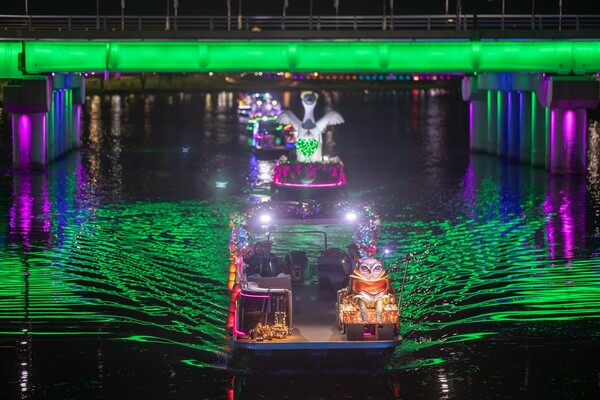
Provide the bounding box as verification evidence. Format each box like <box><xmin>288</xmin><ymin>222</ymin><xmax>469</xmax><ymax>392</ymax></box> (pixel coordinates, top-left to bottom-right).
<box><xmin>0</xmin><ymin>14</ymin><xmax>599</xmax><ymax>33</ymax></box>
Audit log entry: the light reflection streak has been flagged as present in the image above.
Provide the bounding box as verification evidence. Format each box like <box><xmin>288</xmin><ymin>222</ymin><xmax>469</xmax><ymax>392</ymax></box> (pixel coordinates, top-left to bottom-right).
<box><xmin>384</xmin><ymin>166</ymin><xmax>597</xmax><ymax>358</ymax></box>
<box><xmin>438</xmin><ymin>371</ymin><xmax>450</xmax><ymax>398</ymax></box>
<box><xmin>1</xmin><ymin>92</ymin><xmax>599</xmax><ymax>394</ymax></box>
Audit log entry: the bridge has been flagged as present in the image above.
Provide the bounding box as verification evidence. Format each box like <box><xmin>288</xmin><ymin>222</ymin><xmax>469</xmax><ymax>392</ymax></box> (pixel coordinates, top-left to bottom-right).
<box><xmin>1</xmin><ymin>13</ymin><xmax>599</xmax><ymax>174</ymax></box>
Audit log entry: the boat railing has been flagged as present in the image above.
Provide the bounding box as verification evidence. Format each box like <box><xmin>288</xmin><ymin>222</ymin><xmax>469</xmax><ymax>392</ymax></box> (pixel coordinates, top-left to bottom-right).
<box><xmin>267</xmin><ymin>230</ymin><xmax>328</xmax><ymax>250</ymax></box>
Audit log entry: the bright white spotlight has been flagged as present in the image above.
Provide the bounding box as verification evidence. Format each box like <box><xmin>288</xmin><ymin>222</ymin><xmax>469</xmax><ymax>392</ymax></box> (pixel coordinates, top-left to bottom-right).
<box><xmin>345</xmin><ymin>211</ymin><xmax>357</xmax><ymax>221</ymax></box>
<box><xmin>259</xmin><ymin>214</ymin><xmax>272</xmax><ymax>224</ymax></box>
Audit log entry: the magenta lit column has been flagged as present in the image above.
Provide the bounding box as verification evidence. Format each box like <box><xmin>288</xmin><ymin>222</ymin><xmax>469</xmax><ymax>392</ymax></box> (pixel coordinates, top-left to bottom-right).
<box><xmin>550</xmin><ymin>108</ymin><xmax>587</xmax><ymax>174</ymax></box>
<box><xmin>12</xmin><ymin>113</ymin><xmax>47</xmax><ymax>169</ymax></box>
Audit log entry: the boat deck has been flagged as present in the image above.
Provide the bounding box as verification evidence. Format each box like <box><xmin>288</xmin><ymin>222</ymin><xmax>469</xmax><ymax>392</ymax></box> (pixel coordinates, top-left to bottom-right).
<box><xmin>234</xmin><ymin>282</ymin><xmax>401</xmax><ymax>351</ymax></box>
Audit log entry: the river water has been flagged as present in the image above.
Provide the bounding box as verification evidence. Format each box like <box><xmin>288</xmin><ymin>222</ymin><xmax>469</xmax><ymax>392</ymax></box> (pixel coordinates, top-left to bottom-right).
<box><xmin>0</xmin><ymin>85</ymin><xmax>599</xmax><ymax>399</ymax></box>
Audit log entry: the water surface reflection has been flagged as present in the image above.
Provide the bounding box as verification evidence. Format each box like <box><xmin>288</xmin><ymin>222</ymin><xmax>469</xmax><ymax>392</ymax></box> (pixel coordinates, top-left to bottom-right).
<box><xmin>0</xmin><ymin>89</ymin><xmax>598</xmax><ymax>399</ymax></box>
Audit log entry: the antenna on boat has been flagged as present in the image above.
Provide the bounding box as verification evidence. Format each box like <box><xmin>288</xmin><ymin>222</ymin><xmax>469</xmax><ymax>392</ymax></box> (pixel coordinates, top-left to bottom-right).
<box><xmin>396</xmin><ymin>253</ymin><xmax>411</xmax><ymax>320</ymax></box>
<box><xmin>396</xmin><ymin>249</ymin><xmax>429</xmax><ymax>320</ymax></box>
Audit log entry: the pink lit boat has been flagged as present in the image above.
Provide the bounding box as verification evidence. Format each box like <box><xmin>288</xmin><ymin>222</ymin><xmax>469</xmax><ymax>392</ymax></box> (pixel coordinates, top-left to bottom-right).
<box><xmin>271</xmin><ymin>158</ymin><xmax>347</xmax><ymax>199</ymax></box>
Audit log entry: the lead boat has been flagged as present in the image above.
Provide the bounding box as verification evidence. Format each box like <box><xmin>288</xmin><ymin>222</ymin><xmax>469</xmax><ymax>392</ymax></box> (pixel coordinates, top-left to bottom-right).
<box><xmin>226</xmin><ymin>199</ymin><xmax>403</xmax><ymax>370</ymax></box>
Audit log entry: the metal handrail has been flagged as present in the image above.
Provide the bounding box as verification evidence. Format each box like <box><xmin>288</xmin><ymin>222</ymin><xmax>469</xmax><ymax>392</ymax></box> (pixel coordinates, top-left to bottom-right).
<box><xmin>0</xmin><ymin>14</ymin><xmax>598</xmax><ymax>32</ymax></box>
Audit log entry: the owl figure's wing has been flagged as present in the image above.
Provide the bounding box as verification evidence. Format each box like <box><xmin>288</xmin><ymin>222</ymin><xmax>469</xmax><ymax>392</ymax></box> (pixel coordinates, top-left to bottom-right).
<box><xmin>315</xmin><ymin>111</ymin><xmax>345</xmax><ymax>134</ymax></box>
<box><xmin>277</xmin><ymin>110</ymin><xmax>302</xmax><ymax>132</ymax></box>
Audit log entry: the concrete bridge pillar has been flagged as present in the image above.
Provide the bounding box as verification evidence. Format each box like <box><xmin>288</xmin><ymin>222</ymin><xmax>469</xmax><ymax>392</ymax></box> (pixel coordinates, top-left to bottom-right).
<box><xmin>537</xmin><ymin>77</ymin><xmax>599</xmax><ymax>174</ymax></box>
<box><xmin>549</xmin><ymin>108</ymin><xmax>587</xmax><ymax>174</ymax></box>
<box><xmin>464</xmin><ymin>73</ymin><xmax>599</xmax><ymax>175</ymax></box>
<box><xmin>11</xmin><ymin>113</ymin><xmax>47</xmax><ymax>169</ymax></box>
<box><xmin>487</xmin><ymin>90</ymin><xmax>498</xmax><ymax>154</ymax></box>
<box><xmin>519</xmin><ymin>92</ymin><xmax>533</xmax><ymax>165</ymax></box>
<box><xmin>4</xmin><ymin>77</ymin><xmax>51</xmax><ymax>169</ymax></box>
<box><xmin>497</xmin><ymin>90</ymin><xmax>509</xmax><ymax>158</ymax></box>
<box><xmin>3</xmin><ymin>73</ymin><xmax>84</xmax><ymax>169</ymax></box>
<box><xmin>531</xmin><ymin>91</ymin><xmax>549</xmax><ymax>168</ymax></box>
<box><xmin>507</xmin><ymin>91</ymin><xmax>520</xmax><ymax>160</ymax></box>
<box><xmin>461</xmin><ymin>76</ymin><xmax>487</xmax><ymax>152</ymax></box>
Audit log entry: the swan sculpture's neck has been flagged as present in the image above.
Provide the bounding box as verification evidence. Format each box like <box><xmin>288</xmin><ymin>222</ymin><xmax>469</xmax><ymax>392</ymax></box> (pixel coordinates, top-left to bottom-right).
<box><xmin>302</xmin><ymin>102</ymin><xmax>316</xmax><ymax>123</ymax></box>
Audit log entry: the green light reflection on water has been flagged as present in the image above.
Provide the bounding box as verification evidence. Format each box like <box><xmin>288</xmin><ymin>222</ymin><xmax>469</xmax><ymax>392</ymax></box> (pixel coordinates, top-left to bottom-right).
<box><xmin>1</xmin><ymin>197</ymin><xmax>246</xmax><ymax>357</ymax></box>
<box><xmin>381</xmin><ymin>177</ymin><xmax>600</xmax><ymax>356</ymax></box>
<box><xmin>2</xmin><ymin>174</ymin><xmax>600</xmax><ymax>368</ymax></box>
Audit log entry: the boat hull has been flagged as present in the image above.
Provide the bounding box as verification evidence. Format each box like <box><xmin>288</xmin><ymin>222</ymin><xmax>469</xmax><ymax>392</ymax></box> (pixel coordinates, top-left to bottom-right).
<box><xmin>229</xmin><ymin>282</ymin><xmax>400</xmax><ymax>370</ymax></box>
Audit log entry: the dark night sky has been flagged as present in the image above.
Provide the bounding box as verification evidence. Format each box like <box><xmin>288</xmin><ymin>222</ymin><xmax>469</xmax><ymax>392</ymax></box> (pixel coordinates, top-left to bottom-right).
<box><xmin>3</xmin><ymin>0</ymin><xmax>599</xmax><ymax>17</ymax></box>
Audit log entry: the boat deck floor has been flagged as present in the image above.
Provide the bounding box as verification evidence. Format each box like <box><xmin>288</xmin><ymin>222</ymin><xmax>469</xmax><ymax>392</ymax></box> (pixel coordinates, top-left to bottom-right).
<box><xmin>234</xmin><ymin>281</ymin><xmax>400</xmax><ymax>350</ymax></box>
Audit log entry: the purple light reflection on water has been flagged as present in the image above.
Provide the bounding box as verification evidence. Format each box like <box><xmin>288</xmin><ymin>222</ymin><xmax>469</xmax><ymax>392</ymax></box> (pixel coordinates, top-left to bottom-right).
<box><xmin>542</xmin><ymin>180</ymin><xmax>584</xmax><ymax>260</ymax></box>
<box><xmin>9</xmin><ymin>177</ymin><xmax>33</xmax><ymax>243</ymax></box>
<box><xmin>544</xmin><ymin>109</ymin><xmax>583</xmax><ymax>258</ymax></box>
<box><xmin>9</xmin><ymin>173</ymin><xmax>53</xmax><ymax>248</ymax></box>
<box><xmin>461</xmin><ymin>163</ymin><xmax>477</xmax><ymax>220</ymax></box>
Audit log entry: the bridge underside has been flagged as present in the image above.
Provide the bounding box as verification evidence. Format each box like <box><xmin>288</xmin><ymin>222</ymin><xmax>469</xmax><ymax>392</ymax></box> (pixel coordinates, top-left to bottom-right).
<box><xmin>2</xmin><ymin>39</ymin><xmax>598</xmax><ymax>173</ymax></box>
<box><xmin>1</xmin><ymin>40</ymin><xmax>600</xmax><ymax>77</ymax></box>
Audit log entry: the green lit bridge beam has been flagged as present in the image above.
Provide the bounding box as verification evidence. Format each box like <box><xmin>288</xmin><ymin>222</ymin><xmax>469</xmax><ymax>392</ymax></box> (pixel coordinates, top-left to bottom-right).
<box><xmin>1</xmin><ymin>40</ymin><xmax>600</xmax><ymax>78</ymax></box>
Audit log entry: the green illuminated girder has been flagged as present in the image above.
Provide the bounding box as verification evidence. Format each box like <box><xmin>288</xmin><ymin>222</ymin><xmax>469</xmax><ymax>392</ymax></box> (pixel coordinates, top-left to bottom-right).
<box><xmin>8</xmin><ymin>40</ymin><xmax>600</xmax><ymax>75</ymax></box>
<box><xmin>0</xmin><ymin>42</ymin><xmax>25</xmax><ymax>78</ymax></box>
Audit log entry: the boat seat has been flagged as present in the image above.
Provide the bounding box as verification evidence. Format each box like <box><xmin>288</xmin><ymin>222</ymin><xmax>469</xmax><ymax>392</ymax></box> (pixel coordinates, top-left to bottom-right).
<box><xmin>284</xmin><ymin>251</ymin><xmax>308</xmax><ymax>282</ymax></box>
<box><xmin>245</xmin><ymin>274</ymin><xmax>293</xmax><ymax>327</ymax></box>
<box><xmin>317</xmin><ymin>254</ymin><xmax>348</xmax><ymax>290</ymax></box>
<box><xmin>247</xmin><ymin>274</ymin><xmax>293</xmax><ymax>291</ymax></box>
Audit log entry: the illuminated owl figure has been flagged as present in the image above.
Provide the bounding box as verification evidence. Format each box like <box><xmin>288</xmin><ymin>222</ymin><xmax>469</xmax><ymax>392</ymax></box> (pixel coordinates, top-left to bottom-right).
<box><xmin>277</xmin><ymin>91</ymin><xmax>344</xmax><ymax>163</ymax></box>
<box><xmin>347</xmin><ymin>257</ymin><xmax>396</xmax><ymax>323</ymax></box>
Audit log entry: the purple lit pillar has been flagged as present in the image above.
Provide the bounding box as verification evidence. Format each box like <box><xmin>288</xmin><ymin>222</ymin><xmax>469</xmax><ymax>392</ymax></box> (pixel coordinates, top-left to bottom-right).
<box><xmin>507</xmin><ymin>91</ymin><xmax>520</xmax><ymax>160</ymax></box>
<box><xmin>497</xmin><ymin>91</ymin><xmax>508</xmax><ymax>157</ymax></box>
<box><xmin>519</xmin><ymin>91</ymin><xmax>533</xmax><ymax>164</ymax></box>
<box><xmin>487</xmin><ymin>90</ymin><xmax>498</xmax><ymax>154</ymax></box>
<box><xmin>12</xmin><ymin>114</ymin><xmax>47</xmax><ymax>169</ymax></box>
<box><xmin>461</xmin><ymin>76</ymin><xmax>488</xmax><ymax>152</ymax></box>
<box><xmin>56</xmin><ymin>90</ymin><xmax>66</xmax><ymax>157</ymax></box>
<box><xmin>550</xmin><ymin>108</ymin><xmax>587</xmax><ymax>174</ymax></box>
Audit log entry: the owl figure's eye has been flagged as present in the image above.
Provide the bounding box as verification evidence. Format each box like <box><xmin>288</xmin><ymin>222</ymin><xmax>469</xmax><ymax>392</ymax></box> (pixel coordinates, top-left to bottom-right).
<box><xmin>360</xmin><ymin>265</ymin><xmax>370</xmax><ymax>273</ymax></box>
<box><xmin>373</xmin><ymin>264</ymin><xmax>382</xmax><ymax>272</ymax></box>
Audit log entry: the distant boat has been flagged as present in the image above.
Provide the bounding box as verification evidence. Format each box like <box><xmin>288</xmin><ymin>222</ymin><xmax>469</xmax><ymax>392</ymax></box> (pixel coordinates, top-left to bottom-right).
<box><xmin>246</xmin><ymin>115</ymin><xmax>296</xmax><ymax>159</ymax></box>
<box><xmin>237</xmin><ymin>92</ymin><xmax>282</xmax><ymax>119</ymax></box>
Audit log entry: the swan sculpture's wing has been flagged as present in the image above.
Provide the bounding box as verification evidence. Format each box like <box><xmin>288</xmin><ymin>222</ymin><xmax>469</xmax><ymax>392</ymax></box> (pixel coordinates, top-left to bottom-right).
<box><xmin>277</xmin><ymin>110</ymin><xmax>302</xmax><ymax>131</ymax></box>
<box><xmin>315</xmin><ymin>111</ymin><xmax>345</xmax><ymax>134</ymax></box>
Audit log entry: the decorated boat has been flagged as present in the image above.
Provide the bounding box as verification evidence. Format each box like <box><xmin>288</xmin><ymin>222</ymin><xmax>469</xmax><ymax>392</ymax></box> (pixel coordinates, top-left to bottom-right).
<box><xmin>246</xmin><ymin>115</ymin><xmax>296</xmax><ymax>158</ymax></box>
<box><xmin>272</xmin><ymin>91</ymin><xmax>346</xmax><ymax>197</ymax></box>
<box><xmin>225</xmin><ymin>200</ymin><xmax>404</xmax><ymax>370</ymax></box>
<box><xmin>237</xmin><ymin>92</ymin><xmax>282</xmax><ymax>119</ymax></box>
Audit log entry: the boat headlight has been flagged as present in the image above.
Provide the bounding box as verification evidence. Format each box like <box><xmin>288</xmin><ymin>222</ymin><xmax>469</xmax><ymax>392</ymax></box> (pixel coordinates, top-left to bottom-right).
<box><xmin>259</xmin><ymin>214</ymin><xmax>272</xmax><ymax>224</ymax></box>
